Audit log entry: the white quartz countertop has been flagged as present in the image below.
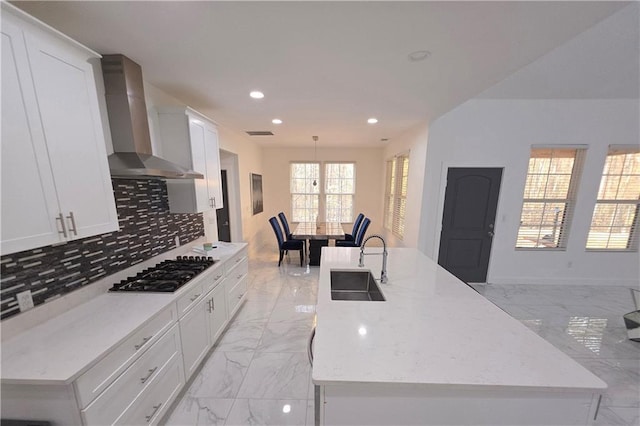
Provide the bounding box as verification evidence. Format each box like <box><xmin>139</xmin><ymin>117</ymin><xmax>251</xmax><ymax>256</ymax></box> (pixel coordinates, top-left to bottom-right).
<box><xmin>312</xmin><ymin>247</ymin><xmax>607</xmax><ymax>392</ymax></box>
<box><xmin>1</xmin><ymin>241</ymin><xmax>246</xmax><ymax>385</ymax></box>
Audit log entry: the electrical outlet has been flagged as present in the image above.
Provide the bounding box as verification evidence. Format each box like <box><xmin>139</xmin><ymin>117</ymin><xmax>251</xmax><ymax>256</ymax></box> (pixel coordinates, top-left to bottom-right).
<box><xmin>17</xmin><ymin>290</ymin><xmax>34</xmax><ymax>312</ymax></box>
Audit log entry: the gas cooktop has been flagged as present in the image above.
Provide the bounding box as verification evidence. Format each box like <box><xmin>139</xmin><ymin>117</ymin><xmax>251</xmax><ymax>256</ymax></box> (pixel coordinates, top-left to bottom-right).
<box><xmin>109</xmin><ymin>256</ymin><xmax>216</xmax><ymax>293</ymax></box>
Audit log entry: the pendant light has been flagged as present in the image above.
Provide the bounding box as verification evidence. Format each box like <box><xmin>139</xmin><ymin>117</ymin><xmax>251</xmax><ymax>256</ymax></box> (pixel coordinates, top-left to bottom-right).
<box><xmin>312</xmin><ymin>136</ymin><xmax>318</xmax><ymax>186</ymax></box>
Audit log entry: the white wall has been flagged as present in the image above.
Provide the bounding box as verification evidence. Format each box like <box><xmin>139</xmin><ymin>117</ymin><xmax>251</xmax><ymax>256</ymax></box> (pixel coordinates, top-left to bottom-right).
<box><xmin>216</xmin><ymin>126</ymin><xmax>264</xmax><ymax>252</ymax></box>
<box><xmin>382</xmin><ymin>121</ymin><xmax>429</xmax><ymax>248</ymax></box>
<box><xmin>261</xmin><ymin>147</ymin><xmax>385</xmax><ymax>240</ymax></box>
<box><xmin>420</xmin><ymin>98</ymin><xmax>640</xmax><ymax>286</ymax></box>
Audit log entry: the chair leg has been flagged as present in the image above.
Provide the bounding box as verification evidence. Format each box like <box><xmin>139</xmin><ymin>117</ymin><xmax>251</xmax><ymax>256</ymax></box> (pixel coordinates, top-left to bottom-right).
<box><xmin>278</xmin><ymin>250</ymin><xmax>284</xmax><ymax>267</ymax></box>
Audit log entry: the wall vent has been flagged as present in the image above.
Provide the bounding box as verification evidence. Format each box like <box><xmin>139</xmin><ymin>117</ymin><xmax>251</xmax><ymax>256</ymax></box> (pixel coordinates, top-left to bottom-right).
<box><xmin>246</xmin><ymin>131</ymin><xmax>274</xmax><ymax>136</ymax></box>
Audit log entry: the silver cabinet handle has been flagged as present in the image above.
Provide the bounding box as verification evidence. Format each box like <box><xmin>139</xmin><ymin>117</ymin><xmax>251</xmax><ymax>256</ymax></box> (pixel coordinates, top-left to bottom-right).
<box><xmin>56</xmin><ymin>213</ymin><xmax>68</xmax><ymax>238</ymax></box>
<box><xmin>209</xmin><ymin>197</ymin><xmax>214</xmax><ymax>208</ymax></box>
<box><xmin>134</xmin><ymin>336</ymin><xmax>152</xmax><ymax>350</ymax></box>
<box><xmin>307</xmin><ymin>327</ymin><xmax>316</xmax><ymax>366</ymax></box>
<box><xmin>66</xmin><ymin>211</ymin><xmax>78</xmax><ymax>236</ymax></box>
<box><xmin>145</xmin><ymin>403</ymin><xmax>162</xmax><ymax>423</ymax></box>
<box><xmin>207</xmin><ymin>298</ymin><xmax>213</xmax><ymax>313</ymax></box>
<box><xmin>237</xmin><ymin>274</ymin><xmax>243</xmax><ymax>279</ymax></box>
<box><xmin>190</xmin><ymin>293</ymin><xmax>201</xmax><ymax>302</ymax></box>
<box><xmin>140</xmin><ymin>366</ymin><xmax>158</xmax><ymax>384</ymax></box>
<box><xmin>211</xmin><ymin>297</ymin><xmax>215</xmax><ymax>311</ymax></box>
<box><xmin>213</xmin><ymin>196</ymin><xmax>216</xmax><ymax>208</ymax></box>
<box><xmin>214</xmin><ymin>274</ymin><xmax>223</xmax><ymax>281</ymax></box>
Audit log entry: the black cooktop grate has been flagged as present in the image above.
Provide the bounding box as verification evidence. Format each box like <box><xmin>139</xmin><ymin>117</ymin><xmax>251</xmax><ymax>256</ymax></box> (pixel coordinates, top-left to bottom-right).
<box><xmin>109</xmin><ymin>256</ymin><xmax>216</xmax><ymax>293</ymax></box>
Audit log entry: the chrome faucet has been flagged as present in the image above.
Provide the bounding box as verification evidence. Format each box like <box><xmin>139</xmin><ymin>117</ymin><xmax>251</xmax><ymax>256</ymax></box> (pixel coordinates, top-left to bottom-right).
<box><xmin>359</xmin><ymin>234</ymin><xmax>388</xmax><ymax>283</ymax></box>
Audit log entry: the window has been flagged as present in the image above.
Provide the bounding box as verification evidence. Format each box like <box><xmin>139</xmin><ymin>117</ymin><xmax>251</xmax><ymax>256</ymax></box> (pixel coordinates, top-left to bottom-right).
<box><xmin>516</xmin><ymin>147</ymin><xmax>584</xmax><ymax>249</ymax></box>
<box><xmin>325</xmin><ymin>163</ymin><xmax>355</xmax><ymax>223</ymax></box>
<box><xmin>586</xmin><ymin>147</ymin><xmax>640</xmax><ymax>250</ymax></box>
<box><xmin>290</xmin><ymin>163</ymin><xmax>319</xmax><ymax>222</ymax></box>
<box><xmin>384</xmin><ymin>153</ymin><xmax>409</xmax><ymax>238</ymax></box>
<box><xmin>290</xmin><ymin>162</ymin><xmax>355</xmax><ymax>223</ymax></box>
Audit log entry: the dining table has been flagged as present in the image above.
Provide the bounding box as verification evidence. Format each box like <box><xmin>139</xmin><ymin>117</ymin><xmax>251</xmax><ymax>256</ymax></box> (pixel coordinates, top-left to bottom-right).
<box><xmin>292</xmin><ymin>222</ymin><xmax>346</xmax><ymax>266</ymax></box>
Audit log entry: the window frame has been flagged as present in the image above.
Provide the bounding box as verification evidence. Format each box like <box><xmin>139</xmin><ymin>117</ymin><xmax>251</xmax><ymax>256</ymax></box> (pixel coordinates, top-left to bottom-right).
<box><xmin>324</xmin><ymin>162</ymin><xmax>356</xmax><ymax>223</ymax></box>
<box><xmin>515</xmin><ymin>147</ymin><xmax>585</xmax><ymax>250</ymax></box>
<box><xmin>586</xmin><ymin>146</ymin><xmax>640</xmax><ymax>251</ymax></box>
<box><xmin>290</xmin><ymin>162</ymin><xmax>320</xmax><ymax>223</ymax></box>
<box><xmin>384</xmin><ymin>152</ymin><xmax>409</xmax><ymax>239</ymax></box>
<box><xmin>289</xmin><ymin>161</ymin><xmax>356</xmax><ymax>223</ymax></box>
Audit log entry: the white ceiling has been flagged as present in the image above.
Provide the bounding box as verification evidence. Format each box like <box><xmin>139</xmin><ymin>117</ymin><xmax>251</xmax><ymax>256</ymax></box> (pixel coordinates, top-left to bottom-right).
<box><xmin>12</xmin><ymin>1</ymin><xmax>637</xmax><ymax>148</ymax></box>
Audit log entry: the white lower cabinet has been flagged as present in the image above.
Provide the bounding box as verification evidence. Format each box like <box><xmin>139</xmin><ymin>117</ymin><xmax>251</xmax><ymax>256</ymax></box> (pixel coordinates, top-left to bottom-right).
<box><xmin>81</xmin><ymin>324</ymin><xmax>183</xmax><ymax>425</ymax></box>
<box><xmin>179</xmin><ymin>295</ymin><xmax>212</xmax><ymax>380</ymax></box>
<box><xmin>319</xmin><ymin>383</ymin><xmax>601</xmax><ymax>426</ymax></box>
<box><xmin>0</xmin><ymin>244</ymin><xmax>248</xmax><ymax>426</ymax></box>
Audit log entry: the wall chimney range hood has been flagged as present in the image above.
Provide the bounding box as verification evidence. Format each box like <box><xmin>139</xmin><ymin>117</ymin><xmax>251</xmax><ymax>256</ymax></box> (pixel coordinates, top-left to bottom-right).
<box><xmin>101</xmin><ymin>54</ymin><xmax>203</xmax><ymax>179</ymax></box>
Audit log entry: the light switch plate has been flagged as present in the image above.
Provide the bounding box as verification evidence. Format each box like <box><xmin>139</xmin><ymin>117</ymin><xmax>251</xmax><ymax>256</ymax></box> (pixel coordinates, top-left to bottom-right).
<box><xmin>17</xmin><ymin>290</ymin><xmax>34</xmax><ymax>312</ymax></box>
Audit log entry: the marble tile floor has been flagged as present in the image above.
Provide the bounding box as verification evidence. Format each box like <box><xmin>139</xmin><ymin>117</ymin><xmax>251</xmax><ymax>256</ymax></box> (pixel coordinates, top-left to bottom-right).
<box><xmin>163</xmin><ymin>251</ymin><xmax>639</xmax><ymax>425</ymax></box>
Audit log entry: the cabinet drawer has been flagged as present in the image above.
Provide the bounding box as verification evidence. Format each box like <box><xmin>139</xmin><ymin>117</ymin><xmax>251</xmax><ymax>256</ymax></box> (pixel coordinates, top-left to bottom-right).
<box><xmin>116</xmin><ymin>353</ymin><xmax>185</xmax><ymax>426</ymax></box>
<box><xmin>227</xmin><ymin>257</ymin><xmax>248</xmax><ymax>281</ymax></box>
<box><xmin>74</xmin><ymin>304</ymin><xmax>177</xmax><ymax>408</ymax></box>
<box><xmin>81</xmin><ymin>324</ymin><xmax>181</xmax><ymax>425</ymax></box>
<box><xmin>225</xmin><ymin>247</ymin><xmax>248</xmax><ymax>275</ymax></box>
<box><xmin>227</xmin><ymin>275</ymin><xmax>247</xmax><ymax>316</ymax></box>
<box><xmin>203</xmin><ymin>263</ymin><xmax>225</xmax><ymax>295</ymax></box>
<box><xmin>176</xmin><ymin>279</ymin><xmax>206</xmax><ymax>317</ymax></box>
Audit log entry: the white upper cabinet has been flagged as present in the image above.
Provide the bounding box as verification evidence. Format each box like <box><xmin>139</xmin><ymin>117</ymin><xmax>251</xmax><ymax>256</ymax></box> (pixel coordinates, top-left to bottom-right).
<box><xmin>157</xmin><ymin>107</ymin><xmax>223</xmax><ymax>213</ymax></box>
<box><xmin>1</xmin><ymin>3</ymin><xmax>118</xmax><ymax>255</ymax></box>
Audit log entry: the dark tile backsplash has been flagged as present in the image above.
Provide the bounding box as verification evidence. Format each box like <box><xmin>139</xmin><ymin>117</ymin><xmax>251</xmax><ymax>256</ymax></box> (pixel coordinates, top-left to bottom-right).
<box><xmin>0</xmin><ymin>179</ymin><xmax>204</xmax><ymax>320</ymax></box>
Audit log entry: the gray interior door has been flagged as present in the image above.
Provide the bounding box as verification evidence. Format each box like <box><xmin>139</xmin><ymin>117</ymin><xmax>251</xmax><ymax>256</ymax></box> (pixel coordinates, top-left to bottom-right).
<box><xmin>216</xmin><ymin>170</ymin><xmax>231</xmax><ymax>242</ymax></box>
<box><xmin>437</xmin><ymin>168</ymin><xmax>502</xmax><ymax>283</ymax></box>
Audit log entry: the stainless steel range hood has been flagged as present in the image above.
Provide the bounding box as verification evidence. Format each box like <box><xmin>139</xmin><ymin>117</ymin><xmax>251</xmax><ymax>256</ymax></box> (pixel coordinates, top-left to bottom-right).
<box><xmin>101</xmin><ymin>54</ymin><xmax>203</xmax><ymax>179</ymax></box>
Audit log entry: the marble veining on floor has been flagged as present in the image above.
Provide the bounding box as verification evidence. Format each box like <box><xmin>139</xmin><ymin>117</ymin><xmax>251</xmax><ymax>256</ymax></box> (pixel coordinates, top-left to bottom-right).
<box><xmin>163</xmin><ymin>251</ymin><xmax>639</xmax><ymax>425</ymax></box>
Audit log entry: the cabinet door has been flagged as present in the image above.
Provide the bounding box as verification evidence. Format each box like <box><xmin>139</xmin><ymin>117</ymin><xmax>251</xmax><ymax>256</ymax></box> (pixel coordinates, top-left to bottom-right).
<box><xmin>25</xmin><ymin>30</ymin><xmax>118</xmax><ymax>240</ymax></box>
<box><xmin>204</xmin><ymin>125</ymin><xmax>224</xmax><ymax>209</ymax></box>
<box><xmin>178</xmin><ymin>298</ymin><xmax>210</xmax><ymax>380</ymax></box>
<box><xmin>188</xmin><ymin>119</ymin><xmax>211</xmax><ymax>212</ymax></box>
<box><xmin>1</xmin><ymin>17</ymin><xmax>63</xmax><ymax>254</ymax></box>
<box><xmin>207</xmin><ymin>282</ymin><xmax>228</xmax><ymax>344</ymax></box>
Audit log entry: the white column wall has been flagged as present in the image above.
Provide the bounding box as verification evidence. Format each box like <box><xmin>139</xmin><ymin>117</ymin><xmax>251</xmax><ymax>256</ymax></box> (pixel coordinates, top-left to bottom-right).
<box><xmin>420</xmin><ymin>98</ymin><xmax>639</xmax><ymax>286</ymax></box>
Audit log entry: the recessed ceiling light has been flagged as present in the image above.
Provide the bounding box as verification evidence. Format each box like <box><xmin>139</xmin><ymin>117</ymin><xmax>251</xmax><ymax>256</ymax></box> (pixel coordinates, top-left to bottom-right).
<box><xmin>367</xmin><ymin>118</ymin><xmax>378</xmax><ymax>124</ymax></box>
<box><xmin>272</xmin><ymin>118</ymin><xmax>283</xmax><ymax>124</ymax></box>
<box><xmin>249</xmin><ymin>91</ymin><xmax>264</xmax><ymax>99</ymax></box>
<box><xmin>408</xmin><ymin>50</ymin><xmax>431</xmax><ymax>62</ymax></box>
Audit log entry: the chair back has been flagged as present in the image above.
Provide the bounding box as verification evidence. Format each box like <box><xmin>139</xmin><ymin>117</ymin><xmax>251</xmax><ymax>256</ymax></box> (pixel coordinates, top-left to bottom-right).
<box><xmin>278</xmin><ymin>212</ymin><xmax>292</xmax><ymax>240</ymax></box>
<box><xmin>355</xmin><ymin>218</ymin><xmax>371</xmax><ymax>246</ymax></box>
<box><xmin>269</xmin><ymin>217</ymin><xmax>285</xmax><ymax>248</ymax></box>
<box><xmin>351</xmin><ymin>213</ymin><xmax>365</xmax><ymax>236</ymax></box>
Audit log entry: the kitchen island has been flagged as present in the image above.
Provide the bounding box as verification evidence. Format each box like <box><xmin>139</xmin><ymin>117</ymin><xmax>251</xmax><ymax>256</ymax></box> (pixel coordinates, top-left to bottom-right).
<box><xmin>312</xmin><ymin>247</ymin><xmax>607</xmax><ymax>425</ymax></box>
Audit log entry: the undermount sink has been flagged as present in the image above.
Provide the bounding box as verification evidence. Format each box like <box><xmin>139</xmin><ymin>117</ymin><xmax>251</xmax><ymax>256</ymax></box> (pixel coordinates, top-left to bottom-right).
<box><xmin>330</xmin><ymin>270</ymin><xmax>385</xmax><ymax>301</ymax></box>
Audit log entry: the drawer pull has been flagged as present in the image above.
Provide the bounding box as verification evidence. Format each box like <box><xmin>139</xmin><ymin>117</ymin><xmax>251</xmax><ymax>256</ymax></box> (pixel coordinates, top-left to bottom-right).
<box><xmin>237</xmin><ymin>274</ymin><xmax>242</xmax><ymax>279</ymax></box>
<box><xmin>235</xmin><ymin>257</ymin><xmax>241</xmax><ymax>263</ymax></box>
<box><xmin>145</xmin><ymin>403</ymin><xmax>162</xmax><ymax>423</ymax></box>
<box><xmin>134</xmin><ymin>336</ymin><xmax>152</xmax><ymax>351</ymax></box>
<box><xmin>214</xmin><ymin>275</ymin><xmax>222</xmax><ymax>280</ymax></box>
<box><xmin>140</xmin><ymin>366</ymin><xmax>158</xmax><ymax>384</ymax></box>
<box><xmin>207</xmin><ymin>298</ymin><xmax>215</xmax><ymax>313</ymax></box>
<box><xmin>190</xmin><ymin>293</ymin><xmax>201</xmax><ymax>302</ymax></box>
<box><xmin>237</xmin><ymin>294</ymin><xmax>243</xmax><ymax>299</ymax></box>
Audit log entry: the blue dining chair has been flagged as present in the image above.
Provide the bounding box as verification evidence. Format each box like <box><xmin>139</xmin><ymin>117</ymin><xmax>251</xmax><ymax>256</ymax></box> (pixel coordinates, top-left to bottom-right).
<box><xmin>343</xmin><ymin>213</ymin><xmax>365</xmax><ymax>242</ymax></box>
<box><xmin>269</xmin><ymin>217</ymin><xmax>304</xmax><ymax>267</ymax></box>
<box><xmin>278</xmin><ymin>211</ymin><xmax>306</xmax><ymax>253</ymax></box>
<box><xmin>336</xmin><ymin>217</ymin><xmax>370</xmax><ymax>247</ymax></box>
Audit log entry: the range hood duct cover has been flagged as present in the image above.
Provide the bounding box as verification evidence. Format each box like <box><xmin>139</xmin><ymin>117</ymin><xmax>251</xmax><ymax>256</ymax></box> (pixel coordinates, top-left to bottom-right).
<box><xmin>101</xmin><ymin>54</ymin><xmax>203</xmax><ymax>179</ymax></box>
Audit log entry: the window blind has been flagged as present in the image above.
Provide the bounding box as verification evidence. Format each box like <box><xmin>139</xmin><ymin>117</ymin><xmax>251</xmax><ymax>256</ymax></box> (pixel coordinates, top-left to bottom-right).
<box><xmin>587</xmin><ymin>146</ymin><xmax>640</xmax><ymax>250</ymax></box>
